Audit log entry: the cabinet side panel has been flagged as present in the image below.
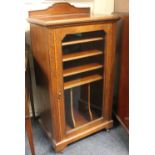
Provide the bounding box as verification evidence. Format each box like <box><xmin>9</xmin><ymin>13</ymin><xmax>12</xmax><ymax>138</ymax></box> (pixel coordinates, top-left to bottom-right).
<box><xmin>30</xmin><ymin>24</ymin><xmax>53</xmax><ymax>138</ymax></box>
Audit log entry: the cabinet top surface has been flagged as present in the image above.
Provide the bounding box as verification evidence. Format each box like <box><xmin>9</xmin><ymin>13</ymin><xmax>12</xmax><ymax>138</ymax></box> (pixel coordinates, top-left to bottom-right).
<box><xmin>28</xmin><ymin>14</ymin><xmax>120</xmax><ymax>26</ymax></box>
<box><xmin>27</xmin><ymin>3</ymin><xmax>120</xmax><ymax>27</ymax></box>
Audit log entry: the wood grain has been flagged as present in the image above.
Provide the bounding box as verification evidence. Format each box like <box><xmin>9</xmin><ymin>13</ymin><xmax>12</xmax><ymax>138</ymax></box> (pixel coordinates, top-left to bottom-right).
<box><xmin>63</xmin><ymin>49</ymin><xmax>103</xmax><ymax>62</ymax></box>
<box><xmin>64</xmin><ymin>74</ymin><xmax>103</xmax><ymax>90</ymax></box>
<box><xmin>63</xmin><ymin>63</ymin><xmax>103</xmax><ymax>77</ymax></box>
<box><xmin>62</xmin><ymin>37</ymin><xmax>104</xmax><ymax>46</ymax></box>
<box><xmin>28</xmin><ymin>3</ymin><xmax>119</xmax><ymax>27</ymax></box>
<box><xmin>29</xmin><ymin>2</ymin><xmax>90</xmax><ymax>17</ymax></box>
<box><xmin>115</xmin><ymin>13</ymin><xmax>129</xmax><ymax>132</ymax></box>
<box><xmin>25</xmin><ymin>57</ymin><xmax>35</xmax><ymax>155</ymax></box>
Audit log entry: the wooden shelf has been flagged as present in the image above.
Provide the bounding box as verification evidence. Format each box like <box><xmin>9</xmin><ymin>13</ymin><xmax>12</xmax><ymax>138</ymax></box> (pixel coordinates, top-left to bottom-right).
<box><xmin>62</xmin><ymin>37</ymin><xmax>104</xmax><ymax>46</ymax></box>
<box><xmin>64</xmin><ymin>74</ymin><xmax>102</xmax><ymax>90</ymax></box>
<box><xmin>63</xmin><ymin>49</ymin><xmax>103</xmax><ymax>62</ymax></box>
<box><xmin>63</xmin><ymin>63</ymin><xmax>103</xmax><ymax>77</ymax></box>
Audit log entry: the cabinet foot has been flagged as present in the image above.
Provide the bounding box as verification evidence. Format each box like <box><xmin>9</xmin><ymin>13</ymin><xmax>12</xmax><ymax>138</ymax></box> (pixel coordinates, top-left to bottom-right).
<box><xmin>54</xmin><ymin>142</ymin><xmax>67</xmax><ymax>153</ymax></box>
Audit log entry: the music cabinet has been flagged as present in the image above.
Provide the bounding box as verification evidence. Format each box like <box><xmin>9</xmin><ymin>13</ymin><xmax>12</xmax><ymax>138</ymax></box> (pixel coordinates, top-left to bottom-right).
<box><xmin>28</xmin><ymin>3</ymin><xmax>120</xmax><ymax>152</ymax></box>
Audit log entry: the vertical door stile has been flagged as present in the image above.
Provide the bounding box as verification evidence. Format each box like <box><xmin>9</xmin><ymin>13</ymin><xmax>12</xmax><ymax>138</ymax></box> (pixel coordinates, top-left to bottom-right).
<box><xmin>53</xmin><ymin>29</ymin><xmax>66</xmax><ymax>140</ymax></box>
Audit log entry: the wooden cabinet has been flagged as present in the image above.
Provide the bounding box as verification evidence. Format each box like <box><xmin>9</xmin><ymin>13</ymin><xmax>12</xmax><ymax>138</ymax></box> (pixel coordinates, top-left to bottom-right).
<box><xmin>28</xmin><ymin>3</ymin><xmax>120</xmax><ymax>152</ymax></box>
<box><xmin>115</xmin><ymin>13</ymin><xmax>129</xmax><ymax>133</ymax></box>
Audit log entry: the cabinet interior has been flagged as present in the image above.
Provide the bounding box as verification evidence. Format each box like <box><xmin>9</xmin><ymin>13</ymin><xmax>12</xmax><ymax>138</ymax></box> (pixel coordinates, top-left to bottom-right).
<box><xmin>62</xmin><ymin>30</ymin><xmax>106</xmax><ymax>132</ymax></box>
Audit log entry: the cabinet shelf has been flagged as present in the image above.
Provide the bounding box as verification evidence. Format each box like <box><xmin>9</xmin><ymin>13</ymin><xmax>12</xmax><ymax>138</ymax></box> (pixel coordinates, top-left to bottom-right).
<box><xmin>64</xmin><ymin>74</ymin><xmax>103</xmax><ymax>90</ymax></box>
<box><xmin>63</xmin><ymin>63</ymin><xmax>103</xmax><ymax>77</ymax></box>
<box><xmin>62</xmin><ymin>37</ymin><xmax>104</xmax><ymax>46</ymax></box>
<box><xmin>63</xmin><ymin>49</ymin><xmax>103</xmax><ymax>62</ymax></box>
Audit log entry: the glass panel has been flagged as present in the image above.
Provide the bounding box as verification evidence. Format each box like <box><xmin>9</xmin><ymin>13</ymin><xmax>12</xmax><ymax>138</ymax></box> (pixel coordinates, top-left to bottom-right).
<box><xmin>62</xmin><ymin>30</ymin><xmax>105</xmax><ymax>133</ymax></box>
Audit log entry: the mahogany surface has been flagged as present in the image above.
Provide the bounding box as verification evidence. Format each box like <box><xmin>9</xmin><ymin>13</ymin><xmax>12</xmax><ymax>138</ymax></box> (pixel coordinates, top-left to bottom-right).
<box><xmin>25</xmin><ymin>52</ymin><xmax>35</xmax><ymax>155</ymax></box>
<box><xmin>117</xmin><ymin>13</ymin><xmax>129</xmax><ymax>132</ymax></box>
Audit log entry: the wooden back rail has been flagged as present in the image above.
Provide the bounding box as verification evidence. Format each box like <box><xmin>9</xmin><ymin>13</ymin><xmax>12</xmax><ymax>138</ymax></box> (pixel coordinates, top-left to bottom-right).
<box><xmin>29</xmin><ymin>2</ymin><xmax>90</xmax><ymax>18</ymax></box>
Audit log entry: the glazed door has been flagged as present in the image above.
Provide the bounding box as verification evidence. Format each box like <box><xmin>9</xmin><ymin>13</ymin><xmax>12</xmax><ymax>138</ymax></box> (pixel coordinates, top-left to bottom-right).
<box><xmin>52</xmin><ymin>23</ymin><xmax>116</xmax><ymax>137</ymax></box>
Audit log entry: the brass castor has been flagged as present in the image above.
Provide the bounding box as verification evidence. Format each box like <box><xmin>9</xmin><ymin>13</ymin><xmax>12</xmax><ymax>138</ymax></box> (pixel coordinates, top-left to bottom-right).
<box><xmin>106</xmin><ymin>129</ymin><xmax>110</xmax><ymax>133</ymax></box>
